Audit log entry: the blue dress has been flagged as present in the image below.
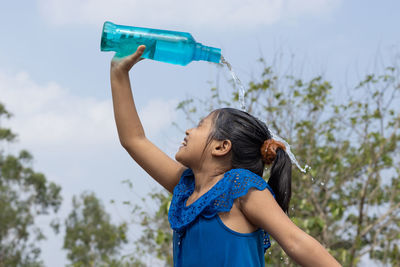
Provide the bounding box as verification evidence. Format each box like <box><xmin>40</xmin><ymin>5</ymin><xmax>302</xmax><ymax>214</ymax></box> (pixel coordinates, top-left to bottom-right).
<box><xmin>168</xmin><ymin>168</ymin><xmax>275</xmax><ymax>267</ymax></box>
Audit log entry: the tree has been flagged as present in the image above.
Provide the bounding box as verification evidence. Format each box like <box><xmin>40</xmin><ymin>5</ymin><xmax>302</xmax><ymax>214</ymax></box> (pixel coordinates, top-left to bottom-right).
<box><xmin>63</xmin><ymin>191</ymin><xmax>130</xmax><ymax>267</ymax></box>
<box><xmin>125</xmin><ymin>188</ymin><xmax>173</xmax><ymax>266</ymax></box>
<box><xmin>127</xmin><ymin>59</ymin><xmax>400</xmax><ymax>266</ymax></box>
<box><xmin>0</xmin><ymin>102</ymin><xmax>62</xmax><ymax>267</ymax></box>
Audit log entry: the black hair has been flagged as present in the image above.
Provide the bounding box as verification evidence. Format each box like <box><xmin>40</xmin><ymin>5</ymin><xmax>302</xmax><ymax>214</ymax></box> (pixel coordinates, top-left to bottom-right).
<box><xmin>206</xmin><ymin>108</ymin><xmax>292</xmax><ymax>214</ymax></box>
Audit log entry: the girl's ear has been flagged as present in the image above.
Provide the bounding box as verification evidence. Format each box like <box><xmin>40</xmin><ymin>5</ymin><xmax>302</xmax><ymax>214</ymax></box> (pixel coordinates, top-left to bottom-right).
<box><xmin>212</xmin><ymin>140</ymin><xmax>232</xmax><ymax>156</ymax></box>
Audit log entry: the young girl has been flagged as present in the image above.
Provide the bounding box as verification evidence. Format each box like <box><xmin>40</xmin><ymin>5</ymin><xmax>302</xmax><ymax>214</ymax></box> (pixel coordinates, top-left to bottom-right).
<box><xmin>110</xmin><ymin>45</ymin><xmax>341</xmax><ymax>267</ymax></box>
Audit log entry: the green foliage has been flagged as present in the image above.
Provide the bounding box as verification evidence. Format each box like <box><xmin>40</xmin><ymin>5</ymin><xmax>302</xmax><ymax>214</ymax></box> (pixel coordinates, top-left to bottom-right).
<box><xmin>118</xmin><ymin>186</ymin><xmax>173</xmax><ymax>266</ymax></box>
<box><xmin>63</xmin><ymin>192</ymin><xmax>130</xmax><ymax>267</ymax></box>
<box><xmin>128</xmin><ymin>61</ymin><xmax>400</xmax><ymax>266</ymax></box>
<box><xmin>0</xmin><ymin>102</ymin><xmax>62</xmax><ymax>267</ymax></box>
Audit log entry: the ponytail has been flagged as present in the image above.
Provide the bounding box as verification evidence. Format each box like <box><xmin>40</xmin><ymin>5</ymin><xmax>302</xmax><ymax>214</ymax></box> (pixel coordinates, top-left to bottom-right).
<box><xmin>267</xmin><ymin>148</ymin><xmax>292</xmax><ymax>215</ymax></box>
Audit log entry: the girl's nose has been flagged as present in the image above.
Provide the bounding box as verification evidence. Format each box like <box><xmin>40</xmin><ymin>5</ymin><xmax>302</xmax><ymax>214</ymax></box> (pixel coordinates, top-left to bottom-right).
<box><xmin>185</xmin><ymin>128</ymin><xmax>193</xmax><ymax>135</ymax></box>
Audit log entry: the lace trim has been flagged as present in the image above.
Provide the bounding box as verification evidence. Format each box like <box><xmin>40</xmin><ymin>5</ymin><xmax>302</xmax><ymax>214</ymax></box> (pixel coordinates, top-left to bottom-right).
<box><xmin>168</xmin><ymin>168</ymin><xmax>275</xmax><ymax>252</ymax></box>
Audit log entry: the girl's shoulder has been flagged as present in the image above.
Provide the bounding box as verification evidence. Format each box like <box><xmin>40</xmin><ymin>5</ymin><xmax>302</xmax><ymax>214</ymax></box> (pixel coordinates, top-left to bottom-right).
<box><xmin>169</xmin><ymin>168</ymin><xmax>275</xmax><ymax>229</ymax></box>
<box><xmin>223</xmin><ymin>168</ymin><xmax>275</xmax><ymax>199</ymax></box>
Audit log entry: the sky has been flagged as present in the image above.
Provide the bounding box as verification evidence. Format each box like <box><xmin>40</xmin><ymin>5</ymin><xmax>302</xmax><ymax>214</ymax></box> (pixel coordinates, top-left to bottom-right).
<box><xmin>0</xmin><ymin>0</ymin><xmax>399</xmax><ymax>266</ymax></box>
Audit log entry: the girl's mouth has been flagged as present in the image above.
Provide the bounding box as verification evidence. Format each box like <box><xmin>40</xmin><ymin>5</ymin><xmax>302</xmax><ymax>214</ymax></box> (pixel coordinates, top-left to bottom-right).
<box><xmin>181</xmin><ymin>137</ymin><xmax>188</xmax><ymax>146</ymax></box>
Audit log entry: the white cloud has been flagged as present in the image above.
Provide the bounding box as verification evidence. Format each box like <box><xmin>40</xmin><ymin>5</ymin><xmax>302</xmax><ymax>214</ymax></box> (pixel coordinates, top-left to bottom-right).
<box><xmin>0</xmin><ymin>71</ymin><xmax>113</xmax><ymax>148</ymax></box>
<box><xmin>0</xmin><ymin>70</ymin><xmax>178</xmax><ymax>150</ymax></box>
<box><xmin>139</xmin><ymin>98</ymin><xmax>179</xmax><ymax>138</ymax></box>
<box><xmin>285</xmin><ymin>0</ymin><xmax>341</xmax><ymax>18</ymax></box>
<box><xmin>37</xmin><ymin>0</ymin><xmax>342</xmax><ymax>30</ymax></box>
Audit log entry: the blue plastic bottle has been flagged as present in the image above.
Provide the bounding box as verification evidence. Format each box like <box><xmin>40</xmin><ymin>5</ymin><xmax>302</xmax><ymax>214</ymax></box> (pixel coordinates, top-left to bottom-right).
<box><xmin>101</xmin><ymin>21</ymin><xmax>221</xmax><ymax>66</ymax></box>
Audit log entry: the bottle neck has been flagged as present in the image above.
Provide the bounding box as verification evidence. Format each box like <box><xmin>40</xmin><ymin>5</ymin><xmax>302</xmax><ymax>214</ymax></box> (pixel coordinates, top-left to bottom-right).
<box><xmin>193</xmin><ymin>43</ymin><xmax>221</xmax><ymax>63</ymax></box>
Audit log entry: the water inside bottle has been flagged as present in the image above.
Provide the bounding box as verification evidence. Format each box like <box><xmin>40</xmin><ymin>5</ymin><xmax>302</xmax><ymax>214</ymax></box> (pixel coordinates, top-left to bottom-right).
<box><xmin>220</xmin><ymin>55</ymin><xmax>309</xmax><ymax>174</ymax></box>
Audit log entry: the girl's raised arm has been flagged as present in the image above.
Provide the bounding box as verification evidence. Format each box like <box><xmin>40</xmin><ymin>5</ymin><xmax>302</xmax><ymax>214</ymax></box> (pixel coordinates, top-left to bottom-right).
<box><xmin>110</xmin><ymin>45</ymin><xmax>186</xmax><ymax>194</ymax></box>
<box><xmin>239</xmin><ymin>188</ymin><xmax>342</xmax><ymax>267</ymax></box>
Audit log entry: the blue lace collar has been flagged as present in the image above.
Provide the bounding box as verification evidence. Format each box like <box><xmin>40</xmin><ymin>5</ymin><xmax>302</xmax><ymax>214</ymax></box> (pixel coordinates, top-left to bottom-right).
<box><xmin>168</xmin><ymin>168</ymin><xmax>275</xmax><ymax>252</ymax></box>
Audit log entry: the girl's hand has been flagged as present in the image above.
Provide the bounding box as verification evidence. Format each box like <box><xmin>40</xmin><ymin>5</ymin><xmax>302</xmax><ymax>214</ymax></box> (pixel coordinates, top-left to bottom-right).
<box><xmin>111</xmin><ymin>45</ymin><xmax>146</xmax><ymax>73</ymax></box>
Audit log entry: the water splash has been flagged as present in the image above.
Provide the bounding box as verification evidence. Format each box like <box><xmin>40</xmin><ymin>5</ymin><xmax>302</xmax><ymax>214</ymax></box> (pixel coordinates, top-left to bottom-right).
<box><xmin>221</xmin><ymin>55</ymin><xmax>246</xmax><ymax>111</ymax></box>
<box><xmin>270</xmin><ymin>130</ymin><xmax>310</xmax><ymax>173</ymax></box>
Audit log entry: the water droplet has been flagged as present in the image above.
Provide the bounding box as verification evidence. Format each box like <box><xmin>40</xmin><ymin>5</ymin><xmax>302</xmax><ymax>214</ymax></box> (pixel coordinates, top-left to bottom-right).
<box><xmin>284</xmin><ymin>257</ymin><xmax>290</xmax><ymax>264</ymax></box>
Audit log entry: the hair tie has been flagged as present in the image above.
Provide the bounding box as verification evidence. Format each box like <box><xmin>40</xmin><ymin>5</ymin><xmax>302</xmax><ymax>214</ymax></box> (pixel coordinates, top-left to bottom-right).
<box><xmin>260</xmin><ymin>139</ymin><xmax>286</xmax><ymax>165</ymax></box>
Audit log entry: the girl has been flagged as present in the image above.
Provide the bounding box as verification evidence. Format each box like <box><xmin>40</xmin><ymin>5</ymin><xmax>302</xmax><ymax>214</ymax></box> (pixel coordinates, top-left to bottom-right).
<box><xmin>110</xmin><ymin>45</ymin><xmax>341</xmax><ymax>267</ymax></box>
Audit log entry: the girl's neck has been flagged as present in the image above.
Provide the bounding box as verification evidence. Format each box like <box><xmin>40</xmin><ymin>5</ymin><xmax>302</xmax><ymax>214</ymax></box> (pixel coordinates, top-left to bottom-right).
<box><xmin>191</xmin><ymin>166</ymin><xmax>228</xmax><ymax>193</ymax></box>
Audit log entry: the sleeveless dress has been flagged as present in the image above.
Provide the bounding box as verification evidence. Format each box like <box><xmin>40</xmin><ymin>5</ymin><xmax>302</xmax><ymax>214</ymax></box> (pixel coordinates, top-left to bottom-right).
<box><xmin>168</xmin><ymin>168</ymin><xmax>275</xmax><ymax>267</ymax></box>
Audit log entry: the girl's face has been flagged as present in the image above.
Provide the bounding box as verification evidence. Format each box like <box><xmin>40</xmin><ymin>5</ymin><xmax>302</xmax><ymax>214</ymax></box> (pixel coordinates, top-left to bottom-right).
<box><xmin>175</xmin><ymin>112</ymin><xmax>215</xmax><ymax>168</ymax></box>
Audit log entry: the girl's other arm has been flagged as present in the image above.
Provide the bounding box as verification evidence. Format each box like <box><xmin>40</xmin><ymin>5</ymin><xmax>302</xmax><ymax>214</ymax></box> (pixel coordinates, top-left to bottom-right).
<box><xmin>239</xmin><ymin>188</ymin><xmax>342</xmax><ymax>267</ymax></box>
<box><xmin>110</xmin><ymin>45</ymin><xmax>186</xmax><ymax>194</ymax></box>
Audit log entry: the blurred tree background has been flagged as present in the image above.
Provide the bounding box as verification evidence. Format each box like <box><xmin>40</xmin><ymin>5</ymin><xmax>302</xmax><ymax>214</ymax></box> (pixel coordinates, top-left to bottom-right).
<box><xmin>63</xmin><ymin>192</ymin><xmax>131</xmax><ymax>267</ymax></box>
<box><xmin>0</xmin><ymin>103</ymin><xmax>62</xmax><ymax>267</ymax></box>
<box><xmin>126</xmin><ymin>58</ymin><xmax>400</xmax><ymax>266</ymax></box>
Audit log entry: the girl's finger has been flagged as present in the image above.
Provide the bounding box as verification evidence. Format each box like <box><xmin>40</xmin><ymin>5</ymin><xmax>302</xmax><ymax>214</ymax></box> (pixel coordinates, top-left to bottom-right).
<box><xmin>129</xmin><ymin>45</ymin><xmax>146</xmax><ymax>60</ymax></box>
<box><xmin>110</xmin><ymin>45</ymin><xmax>146</xmax><ymax>71</ymax></box>
<box><xmin>124</xmin><ymin>45</ymin><xmax>146</xmax><ymax>68</ymax></box>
